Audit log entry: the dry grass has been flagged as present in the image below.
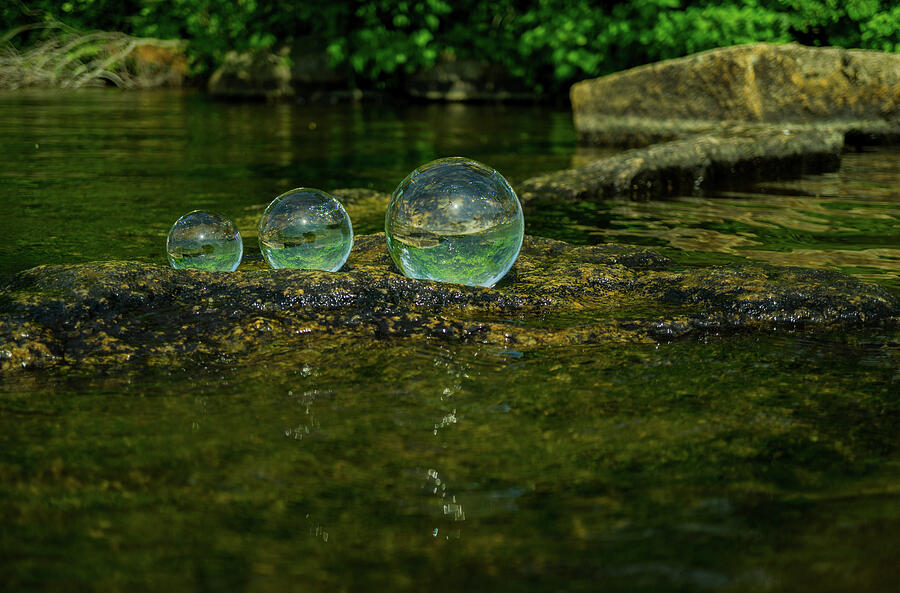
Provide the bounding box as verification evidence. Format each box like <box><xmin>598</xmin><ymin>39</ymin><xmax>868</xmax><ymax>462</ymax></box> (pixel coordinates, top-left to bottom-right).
<box><xmin>0</xmin><ymin>20</ymin><xmax>187</xmax><ymax>89</ymax></box>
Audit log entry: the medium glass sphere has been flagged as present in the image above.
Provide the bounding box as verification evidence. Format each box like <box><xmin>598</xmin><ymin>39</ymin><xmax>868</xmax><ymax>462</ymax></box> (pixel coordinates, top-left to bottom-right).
<box><xmin>384</xmin><ymin>157</ymin><xmax>524</xmax><ymax>288</ymax></box>
<box><xmin>258</xmin><ymin>188</ymin><xmax>353</xmax><ymax>272</ymax></box>
<box><xmin>166</xmin><ymin>210</ymin><xmax>243</xmax><ymax>272</ymax></box>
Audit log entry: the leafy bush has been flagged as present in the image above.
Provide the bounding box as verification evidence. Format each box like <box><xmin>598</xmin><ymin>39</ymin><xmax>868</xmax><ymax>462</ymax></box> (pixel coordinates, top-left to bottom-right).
<box><xmin>3</xmin><ymin>0</ymin><xmax>898</xmax><ymax>93</ymax></box>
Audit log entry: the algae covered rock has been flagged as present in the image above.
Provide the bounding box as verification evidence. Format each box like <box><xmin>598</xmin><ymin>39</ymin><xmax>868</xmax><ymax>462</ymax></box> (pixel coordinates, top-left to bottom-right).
<box><xmin>1</xmin><ymin>234</ymin><xmax>896</xmax><ymax>371</ymax></box>
<box><xmin>571</xmin><ymin>43</ymin><xmax>900</xmax><ymax>147</ymax></box>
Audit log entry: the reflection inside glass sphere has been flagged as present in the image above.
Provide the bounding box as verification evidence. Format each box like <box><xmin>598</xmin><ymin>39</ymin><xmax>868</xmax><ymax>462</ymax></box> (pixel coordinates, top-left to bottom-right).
<box><xmin>385</xmin><ymin>157</ymin><xmax>524</xmax><ymax>288</ymax></box>
<box><xmin>258</xmin><ymin>188</ymin><xmax>353</xmax><ymax>272</ymax></box>
<box><xmin>166</xmin><ymin>210</ymin><xmax>243</xmax><ymax>272</ymax></box>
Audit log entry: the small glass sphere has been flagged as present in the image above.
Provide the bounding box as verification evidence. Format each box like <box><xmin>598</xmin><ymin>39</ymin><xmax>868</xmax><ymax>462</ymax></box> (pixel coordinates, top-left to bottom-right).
<box><xmin>385</xmin><ymin>157</ymin><xmax>524</xmax><ymax>288</ymax></box>
<box><xmin>166</xmin><ymin>210</ymin><xmax>243</xmax><ymax>272</ymax></box>
<box><xmin>258</xmin><ymin>188</ymin><xmax>353</xmax><ymax>272</ymax></box>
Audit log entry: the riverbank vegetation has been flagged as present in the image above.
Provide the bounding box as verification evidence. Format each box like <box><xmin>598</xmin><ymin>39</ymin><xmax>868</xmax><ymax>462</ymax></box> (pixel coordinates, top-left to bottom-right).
<box><xmin>0</xmin><ymin>17</ymin><xmax>184</xmax><ymax>89</ymax></box>
<box><xmin>3</xmin><ymin>0</ymin><xmax>898</xmax><ymax>93</ymax></box>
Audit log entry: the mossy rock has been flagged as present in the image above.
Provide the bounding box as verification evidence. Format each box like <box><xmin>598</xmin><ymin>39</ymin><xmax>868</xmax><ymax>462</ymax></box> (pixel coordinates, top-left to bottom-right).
<box><xmin>571</xmin><ymin>43</ymin><xmax>900</xmax><ymax>147</ymax></box>
<box><xmin>1</xmin><ymin>234</ymin><xmax>896</xmax><ymax>372</ymax></box>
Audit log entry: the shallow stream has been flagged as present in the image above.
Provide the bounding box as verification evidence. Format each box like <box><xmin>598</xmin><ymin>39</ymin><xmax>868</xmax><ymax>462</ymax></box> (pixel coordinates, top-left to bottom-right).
<box><xmin>1</xmin><ymin>90</ymin><xmax>898</xmax><ymax>592</ymax></box>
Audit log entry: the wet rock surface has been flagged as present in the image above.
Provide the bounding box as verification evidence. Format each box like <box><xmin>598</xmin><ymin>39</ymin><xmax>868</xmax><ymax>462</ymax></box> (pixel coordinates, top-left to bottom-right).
<box><xmin>518</xmin><ymin>126</ymin><xmax>844</xmax><ymax>202</ymax></box>
<box><xmin>524</xmin><ymin>43</ymin><xmax>900</xmax><ymax>202</ymax></box>
<box><xmin>1</xmin><ymin>234</ymin><xmax>896</xmax><ymax>372</ymax></box>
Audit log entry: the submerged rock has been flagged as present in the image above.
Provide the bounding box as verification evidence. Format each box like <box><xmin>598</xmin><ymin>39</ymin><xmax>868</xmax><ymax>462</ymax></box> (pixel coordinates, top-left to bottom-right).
<box><xmin>572</xmin><ymin>43</ymin><xmax>900</xmax><ymax>147</ymax></box>
<box><xmin>519</xmin><ymin>126</ymin><xmax>843</xmax><ymax>202</ymax></box>
<box><xmin>208</xmin><ymin>49</ymin><xmax>294</xmax><ymax>100</ymax></box>
<box><xmin>1</xmin><ymin>234</ymin><xmax>896</xmax><ymax>371</ymax></box>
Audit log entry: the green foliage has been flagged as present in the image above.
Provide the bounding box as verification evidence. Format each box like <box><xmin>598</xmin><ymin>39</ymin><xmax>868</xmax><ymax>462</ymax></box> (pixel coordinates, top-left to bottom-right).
<box><xmin>859</xmin><ymin>6</ymin><xmax>900</xmax><ymax>52</ymax></box>
<box><xmin>1</xmin><ymin>0</ymin><xmax>140</xmax><ymax>35</ymax></box>
<box><xmin>327</xmin><ymin>0</ymin><xmax>449</xmax><ymax>85</ymax></box>
<box><xmin>3</xmin><ymin>0</ymin><xmax>899</xmax><ymax>92</ymax></box>
<box><xmin>129</xmin><ymin>0</ymin><xmax>311</xmax><ymax>73</ymax></box>
<box><xmin>773</xmin><ymin>0</ymin><xmax>900</xmax><ymax>50</ymax></box>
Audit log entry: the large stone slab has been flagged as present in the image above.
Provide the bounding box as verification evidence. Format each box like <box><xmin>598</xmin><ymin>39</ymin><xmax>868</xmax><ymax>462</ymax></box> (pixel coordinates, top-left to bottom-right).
<box><xmin>524</xmin><ymin>44</ymin><xmax>900</xmax><ymax>202</ymax></box>
<box><xmin>518</xmin><ymin>126</ymin><xmax>843</xmax><ymax>202</ymax></box>
<box><xmin>572</xmin><ymin>43</ymin><xmax>900</xmax><ymax>147</ymax></box>
<box><xmin>1</xmin><ymin>234</ymin><xmax>896</xmax><ymax>371</ymax></box>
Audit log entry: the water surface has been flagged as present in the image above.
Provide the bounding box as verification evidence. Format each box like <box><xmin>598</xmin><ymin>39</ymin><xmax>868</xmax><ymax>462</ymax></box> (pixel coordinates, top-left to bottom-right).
<box><xmin>0</xmin><ymin>89</ymin><xmax>898</xmax><ymax>592</ymax></box>
<box><xmin>0</xmin><ymin>89</ymin><xmax>576</xmax><ymax>277</ymax></box>
<box><xmin>2</xmin><ymin>333</ymin><xmax>898</xmax><ymax>592</ymax></box>
<box><xmin>2</xmin><ymin>89</ymin><xmax>896</xmax><ymax>292</ymax></box>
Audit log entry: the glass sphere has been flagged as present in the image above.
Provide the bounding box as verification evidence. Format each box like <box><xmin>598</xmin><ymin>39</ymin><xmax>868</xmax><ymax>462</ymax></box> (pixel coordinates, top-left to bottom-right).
<box><xmin>166</xmin><ymin>210</ymin><xmax>243</xmax><ymax>272</ymax></box>
<box><xmin>385</xmin><ymin>157</ymin><xmax>524</xmax><ymax>288</ymax></box>
<box><xmin>258</xmin><ymin>188</ymin><xmax>353</xmax><ymax>272</ymax></box>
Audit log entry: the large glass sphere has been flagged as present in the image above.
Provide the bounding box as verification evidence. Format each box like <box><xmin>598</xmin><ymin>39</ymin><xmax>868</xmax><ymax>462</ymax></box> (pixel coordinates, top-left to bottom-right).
<box><xmin>385</xmin><ymin>157</ymin><xmax>524</xmax><ymax>288</ymax></box>
<box><xmin>166</xmin><ymin>210</ymin><xmax>243</xmax><ymax>272</ymax></box>
<box><xmin>258</xmin><ymin>188</ymin><xmax>353</xmax><ymax>272</ymax></box>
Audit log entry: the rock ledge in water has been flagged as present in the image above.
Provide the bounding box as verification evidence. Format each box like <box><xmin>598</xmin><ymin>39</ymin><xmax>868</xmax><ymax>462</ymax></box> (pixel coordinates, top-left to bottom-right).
<box><xmin>527</xmin><ymin>43</ymin><xmax>899</xmax><ymax>202</ymax></box>
<box><xmin>571</xmin><ymin>43</ymin><xmax>900</xmax><ymax>147</ymax></box>
<box><xmin>1</xmin><ymin>235</ymin><xmax>896</xmax><ymax>371</ymax></box>
<box><xmin>519</xmin><ymin>126</ymin><xmax>844</xmax><ymax>202</ymax></box>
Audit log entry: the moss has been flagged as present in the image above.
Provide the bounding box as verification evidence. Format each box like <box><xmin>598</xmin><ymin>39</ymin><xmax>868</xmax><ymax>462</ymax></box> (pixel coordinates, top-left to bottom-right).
<box><xmin>0</xmin><ymin>234</ymin><xmax>896</xmax><ymax>371</ymax></box>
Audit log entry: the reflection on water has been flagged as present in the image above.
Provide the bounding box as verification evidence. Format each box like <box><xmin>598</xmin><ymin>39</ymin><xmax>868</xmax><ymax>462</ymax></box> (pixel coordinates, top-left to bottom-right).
<box><xmin>1</xmin><ymin>334</ymin><xmax>898</xmax><ymax>590</ymax></box>
<box><xmin>528</xmin><ymin>147</ymin><xmax>900</xmax><ymax>292</ymax></box>
<box><xmin>1</xmin><ymin>89</ymin><xmax>895</xmax><ymax>293</ymax></box>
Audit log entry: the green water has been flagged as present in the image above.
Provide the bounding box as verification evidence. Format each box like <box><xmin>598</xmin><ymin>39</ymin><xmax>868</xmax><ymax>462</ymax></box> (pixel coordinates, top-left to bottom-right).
<box><xmin>1</xmin><ymin>89</ymin><xmax>899</xmax><ymax>592</ymax></box>
<box><xmin>0</xmin><ymin>89</ymin><xmax>576</xmax><ymax>278</ymax></box>
<box><xmin>2</xmin><ymin>334</ymin><xmax>898</xmax><ymax>591</ymax></box>
<box><xmin>533</xmin><ymin>146</ymin><xmax>900</xmax><ymax>294</ymax></box>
